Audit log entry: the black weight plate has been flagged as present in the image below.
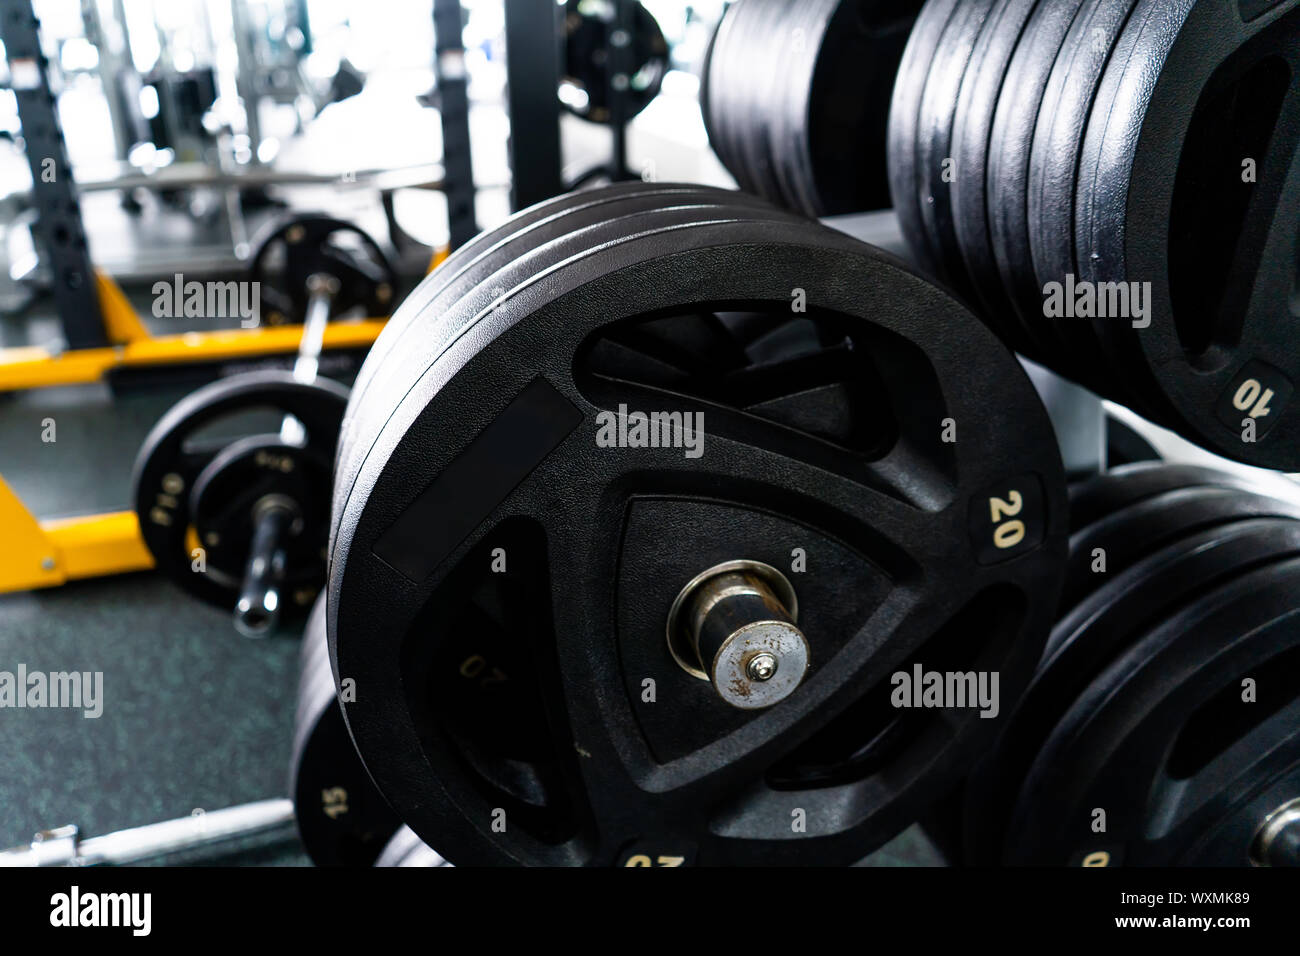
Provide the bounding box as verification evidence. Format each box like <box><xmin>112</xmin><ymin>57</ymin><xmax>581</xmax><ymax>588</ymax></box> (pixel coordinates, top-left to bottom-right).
<box><xmin>985</xmin><ymin>0</ymin><xmax>1089</xmax><ymax>367</ymax></box>
<box><xmin>1026</xmin><ymin>0</ymin><xmax>1143</xmax><ymax>401</ymax></box>
<box><xmin>248</xmin><ymin>214</ymin><xmax>396</xmax><ymax>324</ymax></box>
<box><xmin>765</xmin><ymin>0</ymin><xmax>820</xmax><ymax>211</ymax></box>
<box><xmin>339</xmin><ymin>184</ymin><xmax>789</xmax><ymax>480</ymax></box>
<box><xmin>777</xmin><ymin>0</ymin><xmax>904</xmax><ymax>215</ymax></box>
<box><xmin>189</xmin><ymin>435</ymin><xmax>333</xmax><ymax>616</ymax></box>
<box><xmin>887</xmin><ymin>0</ymin><xmax>961</xmax><ymax>276</ymax></box>
<box><xmin>335</xmin><ymin>192</ymin><xmax>819</xmax><ymax>526</ymax></box>
<box><xmin>1077</xmin><ymin>0</ymin><xmax>1300</xmax><ymax>470</ymax></box>
<box><xmin>374</xmin><ymin>827</ymin><xmax>452</xmax><ymax>867</ymax></box>
<box><xmin>1006</xmin><ymin>555</ymin><xmax>1300</xmax><ymax>865</ymax></box>
<box><xmin>704</xmin><ymin>0</ymin><xmax>920</xmax><ymax>216</ymax></box>
<box><xmin>1066</xmin><ymin>461</ymin><xmax>1278</xmax><ymax>532</ymax></box>
<box><xmin>291</xmin><ymin>595</ymin><xmax>403</xmax><ymax>866</ymax></box>
<box><xmin>562</xmin><ymin>0</ymin><xmax>668</xmax><ymax>124</ymax></box>
<box><xmin>739</xmin><ymin>0</ymin><xmax>790</xmax><ymax>207</ymax></box>
<box><xmin>133</xmin><ymin>371</ymin><xmax>348</xmax><ymax>610</ymax></box>
<box><xmin>800</xmin><ymin>0</ymin><xmax>925</xmax><ymax>214</ymax></box>
<box><xmin>712</xmin><ymin>0</ymin><xmax>787</xmax><ymax>209</ymax></box>
<box><xmin>1060</xmin><ymin>483</ymin><xmax>1300</xmax><ymax>608</ymax></box>
<box><xmin>915</xmin><ymin>0</ymin><xmax>996</xmax><ymax>301</ymax></box>
<box><xmin>966</xmin><ymin>515</ymin><xmax>1300</xmax><ymax>864</ymax></box>
<box><xmin>706</xmin><ymin>0</ymin><xmax>769</xmax><ymax>201</ymax></box>
<box><xmin>950</xmin><ymin>0</ymin><xmax>1041</xmax><ymax>341</ymax></box>
<box><xmin>329</xmin><ymin>182</ymin><xmax>1068</xmax><ymax>866</ymax></box>
<box><xmin>803</xmin><ymin>0</ymin><xmax>922</xmax><ymax>215</ymax></box>
<box><xmin>701</xmin><ymin>3</ymin><xmax>743</xmax><ymax>192</ymax></box>
<box><xmin>1070</xmin><ymin>0</ymin><xmax>1196</xmax><ymax>428</ymax></box>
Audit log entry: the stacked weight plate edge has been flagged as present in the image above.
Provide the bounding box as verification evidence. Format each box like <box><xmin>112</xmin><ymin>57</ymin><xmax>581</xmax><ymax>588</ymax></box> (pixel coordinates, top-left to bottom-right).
<box><xmin>1074</xmin><ymin>0</ymin><xmax>1300</xmax><ymax>471</ymax></box>
<box><xmin>803</xmin><ymin>0</ymin><xmax>924</xmax><ymax>216</ymax></box>
<box><xmin>1024</xmin><ymin>0</ymin><xmax>1144</xmax><ymax>403</ymax></box>
<box><xmin>964</xmin><ymin>464</ymin><xmax>1300</xmax><ymax>864</ymax></box>
<box><xmin>888</xmin><ymin>0</ymin><xmax>961</xmax><ymax>278</ymax></box>
<box><xmin>336</xmin><ymin>182</ymin><xmax>790</xmax><ymax>498</ymax></box>
<box><xmin>707</xmin><ymin>1</ymin><xmax>920</xmax><ymax>217</ymax></box>
<box><xmin>764</xmin><ymin>0</ymin><xmax>831</xmax><ymax>216</ymax></box>
<box><xmin>701</xmin><ymin>1</ymin><xmax>765</xmax><ymax>201</ymax></box>
<box><xmin>914</xmin><ymin>0</ymin><xmax>996</xmax><ymax>303</ymax></box>
<box><xmin>950</xmin><ymin>0</ymin><xmax>1041</xmax><ymax>346</ymax></box>
<box><xmin>984</xmin><ymin>0</ymin><xmax>1091</xmax><ymax>371</ymax></box>
<box><xmin>1008</xmin><ymin>553</ymin><xmax>1300</xmax><ymax>866</ymax></box>
<box><xmin>327</xmin><ymin>181</ymin><xmax>1068</xmax><ymax>866</ymax></box>
<box><xmin>334</xmin><ymin>184</ymin><xmax>813</xmax><ymax>529</ymax></box>
<box><xmin>290</xmin><ymin>594</ymin><xmax>403</xmax><ymax>866</ymax></box>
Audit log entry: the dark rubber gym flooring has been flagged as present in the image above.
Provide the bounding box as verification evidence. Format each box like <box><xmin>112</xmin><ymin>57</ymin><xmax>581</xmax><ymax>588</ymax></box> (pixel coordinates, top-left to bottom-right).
<box><xmin>0</xmin><ymin>291</ymin><xmax>942</xmax><ymax>867</ymax></box>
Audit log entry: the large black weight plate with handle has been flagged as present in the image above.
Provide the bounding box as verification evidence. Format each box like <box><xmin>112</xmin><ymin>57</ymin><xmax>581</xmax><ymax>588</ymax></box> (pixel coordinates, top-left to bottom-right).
<box><xmin>327</xmin><ymin>182</ymin><xmax>1068</xmax><ymax>866</ymax></box>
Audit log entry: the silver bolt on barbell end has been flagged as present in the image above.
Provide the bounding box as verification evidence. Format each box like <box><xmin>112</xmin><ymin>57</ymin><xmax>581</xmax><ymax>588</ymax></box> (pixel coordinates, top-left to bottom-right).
<box><xmin>0</xmin><ymin>799</ymin><xmax>295</xmax><ymax>867</ymax></box>
<box><xmin>666</xmin><ymin>560</ymin><xmax>809</xmax><ymax>710</ymax></box>
<box><xmin>1251</xmin><ymin>797</ymin><xmax>1300</xmax><ymax>867</ymax></box>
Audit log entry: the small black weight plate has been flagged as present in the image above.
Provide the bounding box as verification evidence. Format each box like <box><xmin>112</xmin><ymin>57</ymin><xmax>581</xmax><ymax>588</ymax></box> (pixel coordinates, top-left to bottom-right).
<box><xmin>374</xmin><ymin>827</ymin><xmax>452</xmax><ymax>867</ymax></box>
<box><xmin>291</xmin><ymin>596</ymin><xmax>403</xmax><ymax>866</ymax></box>
<box><xmin>189</xmin><ymin>436</ymin><xmax>333</xmax><ymax>615</ymax></box>
<box><xmin>562</xmin><ymin>0</ymin><xmax>668</xmax><ymax>124</ymax></box>
<box><xmin>985</xmin><ymin>0</ymin><xmax>1089</xmax><ymax>367</ymax></box>
<box><xmin>888</xmin><ymin>0</ymin><xmax>961</xmax><ymax>276</ymax></box>
<box><xmin>965</xmin><ymin>515</ymin><xmax>1300</xmax><ymax>864</ymax></box>
<box><xmin>248</xmin><ymin>214</ymin><xmax>396</xmax><ymax>325</ymax></box>
<box><xmin>1026</xmin><ymin>0</ymin><xmax>1143</xmax><ymax>402</ymax></box>
<box><xmin>132</xmin><ymin>371</ymin><xmax>348</xmax><ymax>610</ymax></box>
<box><xmin>915</xmin><ymin>0</ymin><xmax>996</xmax><ymax>300</ymax></box>
<box><xmin>950</xmin><ymin>0</ymin><xmax>1041</xmax><ymax>339</ymax></box>
<box><xmin>1076</xmin><ymin>0</ymin><xmax>1300</xmax><ymax>469</ymax></box>
<box><xmin>329</xmin><ymin>182</ymin><xmax>1068</xmax><ymax>866</ymax></box>
<box><xmin>1005</xmin><ymin>555</ymin><xmax>1300</xmax><ymax>866</ymax></box>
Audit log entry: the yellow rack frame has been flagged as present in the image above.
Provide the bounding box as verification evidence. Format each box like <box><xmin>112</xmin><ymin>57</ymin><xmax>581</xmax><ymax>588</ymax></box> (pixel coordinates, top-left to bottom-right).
<box><xmin>0</xmin><ymin>248</ymin><xmax>447</xmax><ymax>594</ymax></box>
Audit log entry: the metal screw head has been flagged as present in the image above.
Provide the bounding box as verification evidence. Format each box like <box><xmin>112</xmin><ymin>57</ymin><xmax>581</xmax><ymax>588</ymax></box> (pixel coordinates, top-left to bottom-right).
<box><xmin>747</xmin><ymin>653</ymin><xmax>778</xmax><ymax>682</ymax></box>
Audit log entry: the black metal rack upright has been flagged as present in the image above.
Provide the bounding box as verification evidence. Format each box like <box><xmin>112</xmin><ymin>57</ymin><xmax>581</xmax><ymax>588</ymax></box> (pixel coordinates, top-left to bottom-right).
<box><xmin>503</xmin><ymin>0</ymin><xmax>564</xmax><ymax>210</ymax></box>
<box><xmin>434</xmin><ymin>0</ymin><xmax>479</xmax><ymax>249</ymax></box>
<box><xmin>1</xmin><ymin>0</ymin><xmax>107</xmax><ymax>348</ymax></box>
